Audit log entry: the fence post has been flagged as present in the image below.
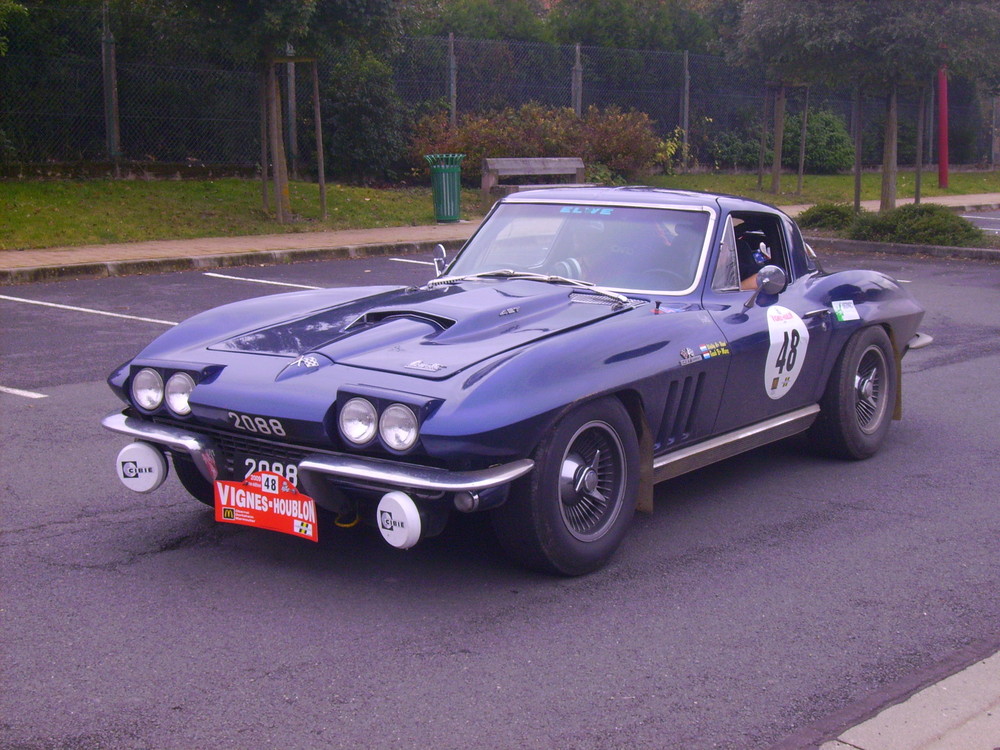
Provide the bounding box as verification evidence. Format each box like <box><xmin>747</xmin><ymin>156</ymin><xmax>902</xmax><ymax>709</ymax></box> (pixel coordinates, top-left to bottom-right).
<box><xmin>100</xmin><ymin>1</ymin><xmax>121</xmax><ymax>176</ymax></box>
<box><xmin>680</xmin><ymin>50</ymin><xmax>690</xmax><ymax>172</ymax></box>
<box><xmin>572</xmin><ymin>44</ymin><xmax>583</xmax><ymax>116</ymax></box>
<box><xmin>260</xmin><ymin>68</ymin><xmax>269</xmax><ymax>212</ymax></box>
<box><xmin>448</xmin><ymin>33</ymin><xmax>457</xmax><ymax>128</ymax></box>
<box><xmin>286</xmin><ymin>44</ymin><xmax>298</xmax><ymax>180</ymax></box>
<box><xmin>991</xmin><ymin>95</ymin><xmax>999</xmax><ymax>168</ymax></box>
<box><xmin>796</xmin><ymin>85</ymin><xmax>809</xmax><ymax>194</ymax></box>
<box><xmin>312</xmin><ymin>60</ymin><xmax>327</xmax><ymax>221</ymax></box>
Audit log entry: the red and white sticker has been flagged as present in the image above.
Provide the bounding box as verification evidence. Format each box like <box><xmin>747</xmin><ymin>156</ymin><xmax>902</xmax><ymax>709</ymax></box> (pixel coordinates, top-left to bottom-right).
<box><xmin>764</xmin><ymin>305</ymin><xmax>810</xmax><ymax>400</ymax></box>
<box><xmin>215</xmin><ymin>471</ymin><xmax>318</xmax><ymax>542</ymax></box>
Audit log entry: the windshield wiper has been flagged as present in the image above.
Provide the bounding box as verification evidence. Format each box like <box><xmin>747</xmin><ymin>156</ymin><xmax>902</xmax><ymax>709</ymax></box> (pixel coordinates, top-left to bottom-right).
<box><xmin>427</xmin><ymin>269</ymin><xmax>630</xmax><ymax>305</ymax></box>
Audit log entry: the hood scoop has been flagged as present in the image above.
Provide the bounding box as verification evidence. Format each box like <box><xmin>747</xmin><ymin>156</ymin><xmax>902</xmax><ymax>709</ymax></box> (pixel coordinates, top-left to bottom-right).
<box><xmin>211</xmin><ymin>281</ymin><xmax>631</xmax><ymax>379</ymax></box>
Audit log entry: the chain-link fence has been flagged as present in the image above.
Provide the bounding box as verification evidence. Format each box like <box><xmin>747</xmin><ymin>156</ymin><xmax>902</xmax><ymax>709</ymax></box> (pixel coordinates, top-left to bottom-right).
<box><xmin>1</xmin><ymin>8</ymin><xmax>995</xmax><ymax>174</ymax></box>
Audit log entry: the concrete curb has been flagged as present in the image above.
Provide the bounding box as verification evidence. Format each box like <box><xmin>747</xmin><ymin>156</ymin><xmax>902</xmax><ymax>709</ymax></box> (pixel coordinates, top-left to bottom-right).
<box><xmin>805</xmin><ymin>236</ymin><xmax>1000</xmax><ymax>263</ymax></box>
<box><xmin>0</xmin><ymin>238</ymin><xmax>469</xmax><ymax>285</ymax></box>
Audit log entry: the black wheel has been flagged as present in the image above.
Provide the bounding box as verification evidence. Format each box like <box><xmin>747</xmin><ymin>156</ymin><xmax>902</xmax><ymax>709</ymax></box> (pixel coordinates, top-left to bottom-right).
<box><xmin>172</xmin><ymin>454</ymin><xmax>216</xmax><ymax>506</ymax></box>
<box><xmin>810</xmin><ymin>326</ymin><xmax>897</xmax><ymax>460</ymax></box>
<box><xmin>492</xmin><ymin>397</ymin><xmax>639</xmax><ymax>576</ymax></box>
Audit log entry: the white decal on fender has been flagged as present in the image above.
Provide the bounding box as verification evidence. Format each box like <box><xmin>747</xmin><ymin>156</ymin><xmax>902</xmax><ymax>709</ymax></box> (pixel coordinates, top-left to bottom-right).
<box><xmin>764</xmin><ymin>305</ymin><xmax>810</xmax><ymax>400</ymax></box>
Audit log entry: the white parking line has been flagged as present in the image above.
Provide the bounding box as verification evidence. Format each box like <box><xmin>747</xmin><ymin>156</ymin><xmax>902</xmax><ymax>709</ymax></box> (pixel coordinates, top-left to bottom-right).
<box><xmin>0</xmin><ymin>294</ymin><xmax>177</xmax><ymax>325</ymax></box>
<box><xmin>202</xmin><ymin>272</ymin><xmax>321</xmax><ymax>289</ymax></box>
<box><xmin>0</xmin><ymin>385</ymin><xmax>47</xmax><ymax>399</ymax></box>
<box><xmin>390</xmin><ymin>257</ymin><xmax>436</xmax><ymax>266</ymax></box>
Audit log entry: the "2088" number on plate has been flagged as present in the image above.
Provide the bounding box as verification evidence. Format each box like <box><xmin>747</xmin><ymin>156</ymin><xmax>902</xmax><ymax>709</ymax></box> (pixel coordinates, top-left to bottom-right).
<box><xmin>228</xmin><ymin>411</ymin><xmax>287</xmax><ymax>437</ymax></box>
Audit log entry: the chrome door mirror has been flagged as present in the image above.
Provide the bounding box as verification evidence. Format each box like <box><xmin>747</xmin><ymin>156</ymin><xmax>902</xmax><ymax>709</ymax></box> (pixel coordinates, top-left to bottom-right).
<box><xmin>743</xmin><ymin>265</ymin><xmax>787</xmax><ymax>310</ymax></box>
<box><xmin>757</xmin><ymin>265</ymin><xmax>786</xmax><ymax>295</ymax></box>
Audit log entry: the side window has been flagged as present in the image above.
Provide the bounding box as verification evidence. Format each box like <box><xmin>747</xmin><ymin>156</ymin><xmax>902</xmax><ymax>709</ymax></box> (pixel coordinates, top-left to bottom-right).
<box><xmin>731</xmin><ymin>211</ymin><xmax>788</xmax><ymax>288</ymax></box>
<box><xmin>711</xmin><ymin>215</ymin><xmax>740</xmax><ymax>292</ymax></box>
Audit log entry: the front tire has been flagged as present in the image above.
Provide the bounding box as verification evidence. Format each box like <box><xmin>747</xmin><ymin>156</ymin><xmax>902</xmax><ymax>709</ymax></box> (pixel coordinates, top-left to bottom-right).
<box><xmin>492</xmin><ymin>397</ymin><xmax>639</xmax><ymax>576</ymax></box>
<box><xmin>810</xmin><ymin>326</ymin><xmax>897</xmax><ymax>460</ymax></box>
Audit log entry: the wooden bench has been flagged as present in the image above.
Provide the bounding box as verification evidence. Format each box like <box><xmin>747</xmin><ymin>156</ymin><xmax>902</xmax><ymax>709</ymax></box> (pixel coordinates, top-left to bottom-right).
<box><xmin>481</xmin><ymin>157</ymin><xmax>592</xmax><ymax>199</ymax></box>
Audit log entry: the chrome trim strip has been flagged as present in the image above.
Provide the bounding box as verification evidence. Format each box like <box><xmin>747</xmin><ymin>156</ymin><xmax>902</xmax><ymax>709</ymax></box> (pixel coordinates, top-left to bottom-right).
<box><xmin>298</xmin><ymin>454</ymin><xmax>535</xmax><ymax>494</ymax></box>
<box><xmin>102</xmin><ymin>410</ymin><xmax>216</xmax><ymax>455</ymax></box>
<box><xmin>652</xmin><ymin>404</ymin><xmax>820</xmax><ymax>483</ymax></box>
<box><xmin>102</xmin><ymin>410</ymin><xmax>534</xmax><ymax>495</ymax></box>
<box><xmin>102</xmin><ymin>410</ymin><xmax>219</xmax><ymax>483</ymax></box>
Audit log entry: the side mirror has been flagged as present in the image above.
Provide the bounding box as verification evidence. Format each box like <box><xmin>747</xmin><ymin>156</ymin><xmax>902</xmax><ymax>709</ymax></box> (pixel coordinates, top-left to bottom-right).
<box><xmin>743</xmin><ymin>265</ymin><xmax>786</xmax><ymax>310</ymax></box>
<box><xmin>757</xmin><ymin>264</ymin><xmax>786</xmax><ymax>295</ymax></box>
<box><xmin>433</xmin><ymin>244</ymin><xmax>448</xmax><ymax>276</ymax></box>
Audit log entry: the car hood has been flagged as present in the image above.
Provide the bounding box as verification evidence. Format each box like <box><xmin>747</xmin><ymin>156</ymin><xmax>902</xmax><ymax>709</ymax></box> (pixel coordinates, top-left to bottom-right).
<box><xmin>209</xmin><ymin>280</ymin><xmax>634</xmax><ymax>380</ymax></box>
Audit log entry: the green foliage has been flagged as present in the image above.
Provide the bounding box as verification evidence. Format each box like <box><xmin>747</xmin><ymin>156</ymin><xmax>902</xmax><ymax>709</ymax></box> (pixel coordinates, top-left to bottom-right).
<box><xmin>406</xmin><ymin>0</ymin><xmax>551</xmax><ymax>42</ymax></box>
<box><xmin>781</xmin><ymin>109</ymin><xmax>853</xmax><ymax>174</ymax></box>
<box><xmin>0</xmin><ymin>0</ymin><xmax>26</xmax><ymax>55</ymax></box>
<box><xmin>707</xmin><ymin>130</ymin><xmax>764</xmax><ymax>170</ymax></box>
<box><xmin>409</xmin><ymin>103</ymin><xmax>660</xmax><ymax>182</ymax></box>
<box><xmin>797</xmin><ymin>202</ymin><xmax>856</xmax><ymax>230</ymax></box>
<box><xmin>549</xmin><ymin>0</ymin><xmax>711</xmax><ymax>52</ymax></box>
<box><xmin>849</xmin><ymin>203</ymin><xmax>985</xmax><ymax>247</ymax></box>
<box><xmin>322</xmin><ymin>49</ymin><xmax>409</xmax><ymax>182</ymax></box>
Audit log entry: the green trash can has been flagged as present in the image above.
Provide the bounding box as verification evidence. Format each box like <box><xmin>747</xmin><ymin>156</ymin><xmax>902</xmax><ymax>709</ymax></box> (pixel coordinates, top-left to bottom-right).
<box><xmin>425</xmin><ymin>153</ymin><xmax>465</xmax><ymax>223</ymax></box>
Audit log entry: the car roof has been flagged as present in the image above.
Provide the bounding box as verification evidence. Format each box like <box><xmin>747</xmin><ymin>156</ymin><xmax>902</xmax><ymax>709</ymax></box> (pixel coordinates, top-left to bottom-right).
<box><xmin>502</xmin><ymin>186</ymin><xmax>785</xmax><ymax>216</ymax></box>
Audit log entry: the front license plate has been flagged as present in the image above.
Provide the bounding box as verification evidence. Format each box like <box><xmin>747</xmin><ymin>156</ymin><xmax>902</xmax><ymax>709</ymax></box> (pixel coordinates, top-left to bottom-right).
<box><xmin>233</xmin><ymin>453</ymin><xmax>300</xmax><ymax>489</ymax></box>
<box><xmin>214</xmin><ymin>470</ymin><xmax>318</xmax><ymax>542</ymax></box>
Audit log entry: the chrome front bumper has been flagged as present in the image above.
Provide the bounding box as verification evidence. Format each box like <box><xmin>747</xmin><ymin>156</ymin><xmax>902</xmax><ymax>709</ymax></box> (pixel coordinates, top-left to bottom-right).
<box><xmin>101</xmin><ymin>410</ymin><xmax>534</xmax><ymax>499</ymax></box>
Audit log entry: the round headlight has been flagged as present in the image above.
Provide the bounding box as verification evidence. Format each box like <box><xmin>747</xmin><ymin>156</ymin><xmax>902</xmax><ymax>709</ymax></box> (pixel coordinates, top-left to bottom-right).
<box><xmin>339</xmin><ymin>398</ymin><xmax>377</xmax><ymax>445</ymax></box>
<box><xmin>380</xmin><ymin>404</ymin><xmax>419</xmax><ymax>452</ymax></box>
<box><xmin>131</xmin><ymin>368</ymin><xmax>163</xmax><ymax>411</ymax></box>
<box><xmin>165</xmin><ymin>372</ymin><xmax>196</xmax><ymax>416</ymax></box>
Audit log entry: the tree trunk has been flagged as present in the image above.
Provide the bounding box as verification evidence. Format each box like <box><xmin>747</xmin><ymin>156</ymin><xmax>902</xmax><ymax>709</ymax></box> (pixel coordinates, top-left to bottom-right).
<box><xmin>853</xmin><ymin>86</ymin><xmax>862</xmax><ymax>213</ymax></box>
<box><xmin>771</xmin><ymin>83</ymin><xmax>786</xmax><ymax>194</ymax></box>
<box><xmin>915</xmin><ymin>85</ymin><xmax>926</xmax><ymax>205</ymax></box>
<box><xmin>267</xmin><ymin>61</ymin><xmax>292</xmax><ymax>222</ymax></box>
<box><xmin>880</xmin><ymin>83</ymin><xmax>898</xmax><ymax>213</ymax></box>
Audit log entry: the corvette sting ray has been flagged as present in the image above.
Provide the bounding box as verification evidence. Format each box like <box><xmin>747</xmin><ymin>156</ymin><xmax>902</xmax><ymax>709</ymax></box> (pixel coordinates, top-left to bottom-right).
<box><xmin>103</xmin><ymin>187</ymin><xmax>929</xmax><ymax>575</ymax></box>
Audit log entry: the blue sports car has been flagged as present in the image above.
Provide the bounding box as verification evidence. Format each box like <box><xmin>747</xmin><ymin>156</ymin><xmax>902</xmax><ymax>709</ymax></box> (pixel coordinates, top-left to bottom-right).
<box><xmin>103</xmin><ymin>187</ymin><xmax>929</xmax><ymax>575</ymax></box>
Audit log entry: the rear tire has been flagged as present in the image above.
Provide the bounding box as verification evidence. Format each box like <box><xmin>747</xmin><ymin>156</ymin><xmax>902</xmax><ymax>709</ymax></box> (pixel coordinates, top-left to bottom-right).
<box><xmin>810</xmin><ymin>326</ymin><xmax>897</xmax><ymax>460</ymax></box>
<box><xmin>492</xmin><ymin>397</ymin><xmax>639</xmax><ymax>576</ymax></box>
<box><xmin>172</xmin><ymin>454</ymin><xmax>216</xmax><ymax>506</ymax></box>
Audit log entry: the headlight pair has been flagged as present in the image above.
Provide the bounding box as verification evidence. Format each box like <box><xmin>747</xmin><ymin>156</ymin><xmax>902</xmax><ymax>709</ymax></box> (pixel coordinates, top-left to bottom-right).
<box><xmin>131</xmin><ymin>368</ymin><xmax>195</xmax><ymax>416</ymax></box>
<box><xmin>339</xmin><ymin>397</ymin><xmax>419</xmax><ymax>452</ymax></box>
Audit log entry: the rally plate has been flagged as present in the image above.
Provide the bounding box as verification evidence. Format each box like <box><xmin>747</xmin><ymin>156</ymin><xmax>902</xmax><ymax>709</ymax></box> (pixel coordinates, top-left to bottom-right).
<box><xmin>214</xmin><ymin>470</ymin><xmax>318</xmax><ymax>542</ymax></box>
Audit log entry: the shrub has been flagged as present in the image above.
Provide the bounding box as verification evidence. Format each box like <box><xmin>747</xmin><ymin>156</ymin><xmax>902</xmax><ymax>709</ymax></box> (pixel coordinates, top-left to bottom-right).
<box><xmin>579</xmin><ymin>106</ymin><xmax>659</xmax><ymax>179</ymax></box>
<box><xmin>409</xmin><ymin>103</ymin><xmax>659</xmax><ymax>182</ymax></box>
<box><xmin>707</xmin><ymin>130</ymin><xmax>764</xmax><ymax>171</ymax></box>
<box><xmin>322</xmin><ymin>50</ymin><xmax>410</xmax><ymax>182</ymax></box>
<box><xmin>797</xmin><ymin>203</ymin><xmax>857</xmax><ymax>230</ymax></box>
<box><xmin>849</xmin><ymin>204</ymin><xmax>985</xmax><ymax>247</ymax></box>
<box><xmin>782</xmin><ymin>110</ymin><xmax>854</xmax><ymax>174</ymax></box>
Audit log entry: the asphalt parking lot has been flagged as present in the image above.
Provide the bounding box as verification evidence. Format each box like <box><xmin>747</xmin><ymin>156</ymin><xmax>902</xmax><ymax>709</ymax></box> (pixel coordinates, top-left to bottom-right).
<box><xmin>2</xmin><ymin>247</ymin><xmax>999</xmax><ymax>749</ymax></box>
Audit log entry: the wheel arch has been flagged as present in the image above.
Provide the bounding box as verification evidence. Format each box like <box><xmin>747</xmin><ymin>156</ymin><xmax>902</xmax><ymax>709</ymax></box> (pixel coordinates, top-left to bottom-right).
<box><xmin>881</xmin><ymin>322</ymin><xmax>905</xmax><ymax>421</ymax></box>
<box><xmin>611</xmin><ymin>388</ymin><xmax>655</xmax><ymax>514</ymax></box>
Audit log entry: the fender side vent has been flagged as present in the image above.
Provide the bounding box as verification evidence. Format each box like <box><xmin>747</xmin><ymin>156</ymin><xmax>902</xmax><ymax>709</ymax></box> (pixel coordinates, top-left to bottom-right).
<box><xmin>657</xmin><ymin>372</ymin><xmax>705</xmax><ymax>448</ymax></box>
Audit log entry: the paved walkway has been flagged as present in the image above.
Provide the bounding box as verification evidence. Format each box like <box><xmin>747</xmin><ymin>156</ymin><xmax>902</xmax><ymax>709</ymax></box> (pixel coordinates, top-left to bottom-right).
<box><xmin>3</xmin><ymin>191</ymin><xmax>1000</xmax><ymax>748</ymax></box>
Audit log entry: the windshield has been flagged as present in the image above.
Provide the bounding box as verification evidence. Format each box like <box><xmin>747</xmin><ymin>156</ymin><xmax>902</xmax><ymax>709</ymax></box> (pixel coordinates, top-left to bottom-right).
<box><xmin>448</xmin><ymin>202</ymin><xmax>711</xmax><ymax>293</ymax></box>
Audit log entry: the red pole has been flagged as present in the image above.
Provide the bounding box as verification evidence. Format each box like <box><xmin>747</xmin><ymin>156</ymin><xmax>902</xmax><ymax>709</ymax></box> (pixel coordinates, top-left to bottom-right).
<box><xmin>937</xmin><ymin>66</ymin><xmax>949</xmax><ymax>188</ymax></box>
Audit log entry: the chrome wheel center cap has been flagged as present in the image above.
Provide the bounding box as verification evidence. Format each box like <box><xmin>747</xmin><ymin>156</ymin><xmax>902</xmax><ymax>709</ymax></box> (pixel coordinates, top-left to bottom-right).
<box><xmin>577</xmin><ymin>467</ymin><xmax>599</xmax><ymax>495</ymax></box>
<box><xmin>858</xmin><ymin>375</ymin><xmax>874</xmax><ymax>400</ymax></box>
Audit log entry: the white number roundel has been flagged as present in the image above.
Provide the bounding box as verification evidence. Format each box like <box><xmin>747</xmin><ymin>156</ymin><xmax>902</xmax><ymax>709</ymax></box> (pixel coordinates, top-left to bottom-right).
<box><xmin>764</xmin><ymin>305</ymin><xmax>809</xmax><ymax>400</ymax></box>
